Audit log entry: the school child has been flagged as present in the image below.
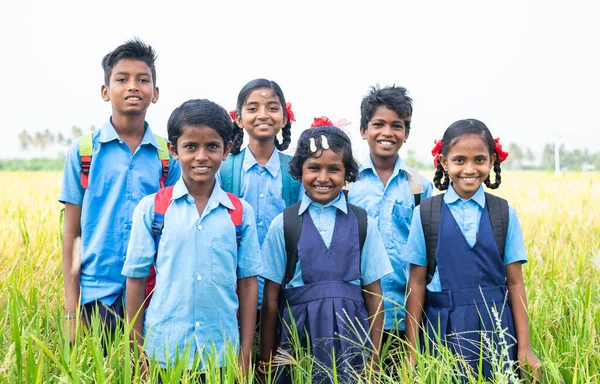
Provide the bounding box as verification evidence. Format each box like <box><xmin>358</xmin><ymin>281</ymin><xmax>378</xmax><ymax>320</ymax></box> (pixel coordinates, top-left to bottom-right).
<box><xmin>404</xmin><ymin>119</ymin><xmax>542</xmax><ymax>381</ymax></box>
<box><xmin>122</xmin><ymin>99</ymin><xmax>262</xmax><ymax>379</ymax></box>
<box><xmin>348</xmin><ymin>85</ymin><xmax>432</xmax><ymax>346</ymax></box>
<box><xmin>59</xmin><ymin>39</ymin><xmax>180</xmax><ymax>342</ymax></box>
<box><xmin>259</xmin><ymin>117</ymin><xmax>394</xmax><ymax>384</ymax></box>
<box><xmin>220</xmin><ymin>78</ymin><xmax>301</xmax><ymax>314</ymax></box>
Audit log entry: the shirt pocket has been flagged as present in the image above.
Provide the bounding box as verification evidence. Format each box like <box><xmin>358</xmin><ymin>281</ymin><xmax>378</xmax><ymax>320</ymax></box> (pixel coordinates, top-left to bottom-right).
<box><xmin>210</xmin><ymin>239</ymin><xmax>238</xmax><ymax>286</ymax></box>
<box><xmin>392</xmin><ymin>202</ymin><xmax>414</xmax><ymax>243</ymax></box>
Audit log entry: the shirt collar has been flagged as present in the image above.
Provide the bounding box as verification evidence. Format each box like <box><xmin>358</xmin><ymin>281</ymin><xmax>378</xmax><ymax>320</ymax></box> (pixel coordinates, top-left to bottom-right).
<box><xmin>98</xmin><ymin>118</ymin><xmax>162</xmax><ymax>151</ymax></box>
<box><xmin>298</xmin><ymin>191</ymin><xmax>348</xmax><ymax>215</ymax></box>
<box><xmin>444</xmin><ymin>183</ymin><xmax>486</xmax><ymax>208</ymax></box>
<box><xmin>171</xmin><ymin>177</ymin><xmax>235</xmax><ymax>210</ymax></box>
<box><xmin>359</xmin><ymin>154</ymin><xmax>412</xmax><ymax>178</ymax></box>
<box><xmin>242</xmin><ymin>148</ymin><xmax>281</xmax><ymax>177</ymax></box>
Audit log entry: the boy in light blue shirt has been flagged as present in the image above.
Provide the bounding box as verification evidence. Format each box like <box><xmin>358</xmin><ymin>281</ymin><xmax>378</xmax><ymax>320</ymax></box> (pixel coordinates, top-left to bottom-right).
<box><xmin>59</xmin><ymin>39</ymin><xmax>180</xmax><ymax>343</ymax></box>
<box><xmin>123</xmin><ymin>99</ymin><xmax>261</xmax><ymax>379</ymax></box>
<box><xmin>348</xmin><ymin>85</ymin><xmax>432</xmax><ymax>347</ymax></box>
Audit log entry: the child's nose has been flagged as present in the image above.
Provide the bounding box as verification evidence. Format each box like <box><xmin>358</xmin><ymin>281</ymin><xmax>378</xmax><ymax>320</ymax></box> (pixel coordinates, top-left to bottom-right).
<box><xmin>258</xmin><ymin>106</ymin><xmax>269</xmax><ymax>119</ymax></box>
<box><xmin>194</xmin><ymin>148</ymin><xmax>209</xmax><ymax>160</ymax></box>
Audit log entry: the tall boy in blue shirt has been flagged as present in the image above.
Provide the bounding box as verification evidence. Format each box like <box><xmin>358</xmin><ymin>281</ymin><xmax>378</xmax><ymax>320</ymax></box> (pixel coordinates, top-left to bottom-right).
<box><xmin>348</xmin><ymin>85</ymin><xmax>432</xmax><ymax>348</ymax></box>
<box><xmin>59</xmin><ymin>39</ymin><xmax>180</xmax><ymax>342</ymax></box>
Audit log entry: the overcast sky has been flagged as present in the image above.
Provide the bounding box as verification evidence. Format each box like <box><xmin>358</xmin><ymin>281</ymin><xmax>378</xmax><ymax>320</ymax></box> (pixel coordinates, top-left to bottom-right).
<box><xmin>2</xmin><ymin>0</ymin><xmax>599</xmax><ymax>161</ymax></box>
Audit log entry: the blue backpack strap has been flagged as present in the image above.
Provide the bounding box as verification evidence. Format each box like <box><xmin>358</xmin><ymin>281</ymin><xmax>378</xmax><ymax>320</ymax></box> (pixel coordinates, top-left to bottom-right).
<box><xmin>221</xmin><ymin>149</ymin><xmax>245</xmax><ymax>195</ymax></box>
<box><xmin>279</xmin><ymin>152</ymin><xmax>300</xmax><ymax>206</ymax></box>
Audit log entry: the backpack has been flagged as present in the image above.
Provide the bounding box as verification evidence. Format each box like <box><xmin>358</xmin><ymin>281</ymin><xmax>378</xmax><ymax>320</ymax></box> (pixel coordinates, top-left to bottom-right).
<box><xmin>144</xmin><ymin>186</ymin><xmax>243</xmax><ymax>306</ymax></box>
<box><xmin>78</xmin><ymin>132</ymin><xmax>170</xmax><ymax>189</ymax></box>
<box><xmin>220</xmin><ymin>148</ymin><xmax>300</xmax><ymax>206</ymax></box>
<box><xmin>281</xmin><ymin>195</ymin><xmax>368</xmax><ymax>288</ymax></box>
<box><xmin>419</xmin><ymin>193</ymin><xmax>509</xmax><ymax>285</ymax></box>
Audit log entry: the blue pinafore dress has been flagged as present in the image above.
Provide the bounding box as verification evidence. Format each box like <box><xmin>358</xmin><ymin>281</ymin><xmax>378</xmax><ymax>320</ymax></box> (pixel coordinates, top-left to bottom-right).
<box><xmin>278</xmin><ymin>205</ymin><xmax>370</xmax><ymax>384</ymax></box>
<box><xmin>425</xmin><ymin>202</ymin><xmax>517</xmax><ymax>381</ymax></box>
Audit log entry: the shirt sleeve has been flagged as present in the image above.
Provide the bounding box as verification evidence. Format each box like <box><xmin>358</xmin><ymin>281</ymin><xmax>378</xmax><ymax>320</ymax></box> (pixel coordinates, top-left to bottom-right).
<box><xmin>122</xmin><ymin>195</ymin><xmax>156</xmax><ymax>278</ymax></box>
<box><xmin>420</xmin><ymin>176</ymin><xmax>434</xmax><ymax>199</ymax></box>
<box><xmin>260</xmin><ymin>213</ymin><xmax>287</xmax><ymax>284</ymax></box>
<box><xmin>236</xmin><ymin>200</ymin><xmax>263</xmax><ymax>279</ymax></box>
<box><xmin>402</xmin><ymin>205</ymin><xmax>428</xmax><ymax>267</ymax></box>
<box><xmin>504</xmin><ymin>205</ymin><xmax>528</xmax><ymax>265</ymax></box>
<box><xmin>165</xmin><ymin>155</ymin><xmax>181</xmax><ymax>187</ymax></box>
<box><xmin>360</xmin><ymin>216</ymin><xmax>394</xmax><ymax>286</ymax></box>
<box><xmin>58</xmin><ymin>140</ymin><xmax>85</xmax><ymax>205</ymax></box>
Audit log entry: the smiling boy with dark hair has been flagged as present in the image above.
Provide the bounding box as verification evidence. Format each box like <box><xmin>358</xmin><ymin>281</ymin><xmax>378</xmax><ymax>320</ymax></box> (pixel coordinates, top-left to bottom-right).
<box><xmin>59</xmin><ymin>38</ymin><xmax>180</xmax><ymax>343</ymax></box>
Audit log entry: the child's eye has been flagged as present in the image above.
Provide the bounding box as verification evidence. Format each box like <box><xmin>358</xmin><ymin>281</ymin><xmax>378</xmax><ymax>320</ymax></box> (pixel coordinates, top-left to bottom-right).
<box><xmin>139</xmin><ymin>78</ymin><xmax>150</xmax><ymax>83</ymax></box>
<box><xmin>116</xmin><ymin>78</ymin><xmax>126</xmax><ymax>82</ymax></box>
<box><xmin>393</xmin><ymin>124</ymin><xmax>405</xmax><ymax>130</ymax></box>
<box><xmin>208</xmin><ymin>144</ymin><xmax>219</xmax><ymax>150</ymax></box>
<box><xmin>269</xmin><ymin>106</ymin><xmax>280</xmax><ymax>112</ymax></box>
<box><xmin>184</xmin><ymin>144</ymin><xmax>196</xmax><ymax>150</ymax></box>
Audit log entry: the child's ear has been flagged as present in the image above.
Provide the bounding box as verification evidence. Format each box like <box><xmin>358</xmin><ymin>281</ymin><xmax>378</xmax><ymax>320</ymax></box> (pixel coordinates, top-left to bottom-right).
<box><xmin>151</xmin><ymin>86</ymin><xmax>159</xmax><ymax>104</ymax></box>
<box><xmin>439</xmin><ymin>155</ymin><xmax>448</xmax><ymax>171</ymax></box>
<box><xmin>223</xmin><ymin>141</ymin><xmax>233</xmax><ymax>160</ymax></box>
<box><xmin>360</xmin><ymin>127</ymin><xmax>368</xmax><ymax>140</ymax></box>
<box><xmin>490</xmin><ymin>153</ymin><xmax>497</xmax><ymax>169</ymax></box>
<box><xmin>168</xmin><ymin>141</ymin><xmax>178</xmax><ymax>159</ymax></box>
<box><xmin>234</xmin><ymin>113</ymin><xmax>244</xmax><ymax>130</ymax></box>
<box><xmin>101</xmin><ymin>84</ymin><xmax>110</xmax><ymax>102</ymax></box>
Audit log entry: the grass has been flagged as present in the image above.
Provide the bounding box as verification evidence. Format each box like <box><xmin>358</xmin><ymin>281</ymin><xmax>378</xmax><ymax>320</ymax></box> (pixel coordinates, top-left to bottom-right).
<box><xmin>0</xmin><ymin>171</ymin><xmax>599</xmax><ymax>383</ymax></box>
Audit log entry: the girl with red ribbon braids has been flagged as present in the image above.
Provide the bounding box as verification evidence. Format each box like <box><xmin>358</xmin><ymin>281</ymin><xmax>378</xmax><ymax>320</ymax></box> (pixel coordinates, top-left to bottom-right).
<box><xmin>404</xmin><ymin>119</ymin><xmax>542</xmax><ymax>382</ymax></box>
<box><xmin>219</xmin><ymin>79</ymin><xmax>301</xmax><ymax>322</ymax></box>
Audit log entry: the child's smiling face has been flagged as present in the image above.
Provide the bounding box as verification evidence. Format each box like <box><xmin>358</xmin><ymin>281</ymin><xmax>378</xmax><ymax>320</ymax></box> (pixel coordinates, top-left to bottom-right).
<box><xmin>361</xmin><ymin>105</ymin><xmax>409</xmax><ymax>162</ymax></box>
<box><xmin>440</xmin><ymin>134</ymin><xmax>496</xmax><ymax>199</ymax></box>
<box><xmin>301</xmin><ymin>149</ymin><xmax>346</xmax><ymax>205</ymax></box>
<box><xmin>237</xmin><ymin>88</ymin><xmax>287</xmax><ymax>143</ymax></box>
<box><xmin>169</xmin><ymin>124</ymin><xmax>231</xmax><ymax>187</ymax></box>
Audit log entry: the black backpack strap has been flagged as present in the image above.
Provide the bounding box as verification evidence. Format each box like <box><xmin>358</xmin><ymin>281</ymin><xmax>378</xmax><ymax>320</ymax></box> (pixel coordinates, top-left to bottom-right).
<box><xmin>484</xmin><ymin>193</ymin><xmax>509</xmax><ymax>262</ymax></box>
<box><xmin>348</xmin><ymin>203</ymin><xmax>368</xmax><ymax>255</ymax></box>
<box><xmin>282</xmin><ymin>201</ymin><xmax>302</xmax><ymax>287</ymax></box>
<box><xmin>420</xmin><ymin>194</ymin><xmax>444</xmax><ymax>285</ymax></box>
<box><xmin>414</xmin><ymin>194</ymin><xmax>421</xmax><ymax>207</ymax></box>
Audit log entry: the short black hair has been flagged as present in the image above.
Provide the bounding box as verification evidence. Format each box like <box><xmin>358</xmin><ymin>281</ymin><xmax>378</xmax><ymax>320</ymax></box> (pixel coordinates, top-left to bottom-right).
<box><xmin>360</xmin><ymin>84</ymin><xmax>413</xmax><ymax>134</ymax></box>
<box><xmin>230</xmin><ymin>78</ymin><xmax>292</xmax><ymax>154</ymax></box>
<box><xmin>167</xmin><ymin>99</ymin><xmax>231</xmax><ymax>148</ymax></box>
<box><xmin>289</xmin><ymin>125</ymin><xmax>359</xmax><ymax>183</ymax></box>
<box><xmin>433</xmin><ymin>118</ymin><xmax>503</xmax><ymax>191</ymax></box>
<box><xmin>101</xmin><ymin>38</ymin><xmax>157</xmax><ymax>86</ymax></box>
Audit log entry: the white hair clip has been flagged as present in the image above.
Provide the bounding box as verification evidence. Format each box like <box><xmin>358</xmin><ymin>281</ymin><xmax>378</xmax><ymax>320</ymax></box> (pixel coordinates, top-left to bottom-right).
<box><xmin>309</xmin><ymin>137</ymin><xmax>317</xmax><ymax>152</ymax></box>
<box><xmin>321</xmin><ymin>135</ymin><xmax>329</xmax><ymax>150</ymax></box>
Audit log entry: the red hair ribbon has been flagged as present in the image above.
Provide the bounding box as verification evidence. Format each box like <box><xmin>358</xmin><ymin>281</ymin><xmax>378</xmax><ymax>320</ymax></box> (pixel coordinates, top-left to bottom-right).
<box><xmin>431</xmin><ymin>139</ymin><xmax>442</xmax><ymax>167</ymax></box>
<box><xmin>494</xmin><ymin>137</ymin><xmax>509</xmax><ymax>163</ymax></box>
<box><xmin>285</xmin><ymin>102</ymin><xmax>296</xmax><ymax>122</ymax></box>
<box><xmin>228</xmin><ymin>110</ymin><xmax>236</xmax><ymax>121</ymax></box>
<box><xmin>311</xmin><ymin>116</ymin><xmax>334</xmax><ymax>127</ymax></box>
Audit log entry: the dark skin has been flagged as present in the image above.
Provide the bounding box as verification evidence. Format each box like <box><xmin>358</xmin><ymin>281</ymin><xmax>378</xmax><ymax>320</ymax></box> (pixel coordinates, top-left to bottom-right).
<box><xmin>405</xmin><ymin>264</ymin><xmax>542</xmax><ymax>381</ymax></box>
<box><xmin>260</xmin><ymin>279</ymin><xmax>385</xmax><ymax>373</ymax></box>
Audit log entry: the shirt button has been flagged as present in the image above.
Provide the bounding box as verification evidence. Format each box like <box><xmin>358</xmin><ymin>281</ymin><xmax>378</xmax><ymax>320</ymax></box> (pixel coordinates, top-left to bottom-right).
<box><xmin>125</xmin><ymin>223</ymin><xmax>132</xmax><ymax>230</ymax></box>
<box><xmin>195</xmin><ymin>322</ymin><xmax>200</xmax><ymax>328</ymax></box>
<box><xmin>258</xmin><ymin>222</ymin><xmax>264</xmax><ymax>227</ymax></box>
<box><xmin>196</xmin><ymin>275</ymin><xmax>202</xmax><ymax>281</ymax></box>
<box><xmin>320</xmin><ymin>230</ymin><xmax>326</xmax><ymax>236</ymax></box>
<box><xmin>259</xmin><ymin>193</ymin><xmax>265</xmax><ymax>198</ymax></box>
<box><xmin>129</xmin><ymin>165</ymin><xmax>133</xmax><ymax>170</ymax></box>
<box><xmin>197</xmin><ymin>224</ymin><xmax>203</xmax><ymax>230</ymax></box>
<box><xmin>119</xmin><ymin>140</ymin><xmax>124</xmax><ymax>144</ymax></box>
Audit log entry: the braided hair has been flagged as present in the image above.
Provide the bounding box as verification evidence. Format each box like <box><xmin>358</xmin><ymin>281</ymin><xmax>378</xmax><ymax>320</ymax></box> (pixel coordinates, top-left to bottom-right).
<box><xmin>230</xmin><ymin>78</ymin><xmax>292</xmax><ymax>155</ymax></box>
<box><xmin>432</xmin><ymin>119</ymin><xmax>502</xmax><ymax>191</ymax></box>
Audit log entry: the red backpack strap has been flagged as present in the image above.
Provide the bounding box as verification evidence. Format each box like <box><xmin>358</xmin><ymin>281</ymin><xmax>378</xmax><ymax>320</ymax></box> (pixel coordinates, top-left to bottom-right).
<box><xmin>225</xmin><ymin>192</ymin><xmax>243</xmax><ymax>246</ymax></box>
<box><xmin>146</xmin><ymin>186</ymin><xmax>174</xmax><ymax>308</ymax></box>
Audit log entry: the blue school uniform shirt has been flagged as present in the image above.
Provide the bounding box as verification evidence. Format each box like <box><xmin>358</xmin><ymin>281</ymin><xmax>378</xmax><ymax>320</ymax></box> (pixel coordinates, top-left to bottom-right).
<box><xmin>348</xmin><ymin>155</ymin><xmax>432</xmax><ymax>330</ymax></box>
<box><xmin>122</xmin><ymin>178</ymin><xmax>262</xmax><ymax>369</ymax></box>
<box><xmin>403</xmin><ymin>184</ymin><xmax>527</xmax><ymax>292</ymax></box>
<box><xmin>58</xmin><ymin>119</ymin><xmax>180</xmax><ymax>306</ymax></box>
<box><xmin>261</xmin><ymin>191</ymin><xmax>393</xmax><ymax>288</ymax></box>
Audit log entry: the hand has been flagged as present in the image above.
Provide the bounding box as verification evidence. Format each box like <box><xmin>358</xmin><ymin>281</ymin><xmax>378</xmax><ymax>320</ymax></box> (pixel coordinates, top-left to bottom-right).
<box><xmin>518</xmin><ymin>348</ymin><xmax>542</xmax><ymax>382</ymax></box>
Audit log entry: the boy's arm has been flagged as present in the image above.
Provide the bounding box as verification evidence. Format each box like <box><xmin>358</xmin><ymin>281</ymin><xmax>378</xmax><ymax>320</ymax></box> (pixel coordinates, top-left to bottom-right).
<box><xmin>237</xmin><ymin>276</ymin><xmax>258</xmax><ymax>376</ymax></box>
<box><xmin>506</xmin><ymin>262</ymin><xmax>542</xmax><ymax>380</ymax></box>
<box><xmin>260</xmin><ymin>280</ymin><xmax>281</xmax><ymax>363</ymax></box>
<box><xmin>405</xmin><ymin>264</ymin><xmax>427</xmax><ymax>365</ymax></box>
<box><xmin>126</xmin><ymin>277</ymin><xmax>147</xmax><ymax>345</ymax></box>
<box><xmin>62</xmin><ymin>203</ymin><xmax>82</xmax><ymax>343</ymax></box>
<box><xmin>362</xmin><ymin>280</ymin><xmax>384</xmax><ymax>364</ymax></box>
